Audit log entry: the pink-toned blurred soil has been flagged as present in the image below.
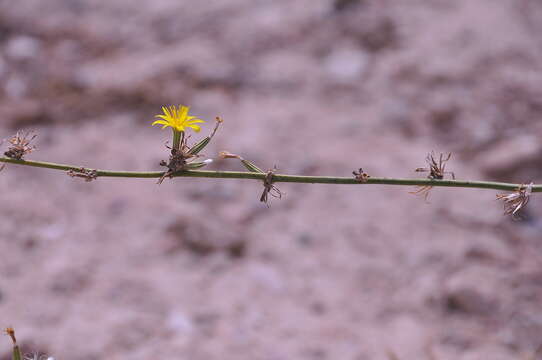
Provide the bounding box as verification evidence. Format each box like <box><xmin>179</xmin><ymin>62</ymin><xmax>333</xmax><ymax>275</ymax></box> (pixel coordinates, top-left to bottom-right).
<box><xmin>1</xmin><ymin>1</ymin><xmax>542</xmax><ymax>359</ymax></box>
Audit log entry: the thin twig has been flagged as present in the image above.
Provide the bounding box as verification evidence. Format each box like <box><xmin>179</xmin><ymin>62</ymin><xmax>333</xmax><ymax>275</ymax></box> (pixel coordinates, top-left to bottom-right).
<box><xmin>1</xmin><ymin>156</ymin><xmax>540</xmax><ymax>192</ymax></box>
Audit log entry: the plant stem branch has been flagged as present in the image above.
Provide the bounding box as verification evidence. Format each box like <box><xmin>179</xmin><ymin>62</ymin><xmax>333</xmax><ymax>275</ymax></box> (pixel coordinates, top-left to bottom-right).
<box><xmin>1</xmin><ymin>157</ymin><xmax>539</xmax><ymax>192</ymax></box>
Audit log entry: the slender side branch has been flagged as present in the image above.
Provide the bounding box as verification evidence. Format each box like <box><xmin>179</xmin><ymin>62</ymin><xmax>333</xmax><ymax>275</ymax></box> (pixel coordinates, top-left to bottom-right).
<box><xmin>1</xmin><ymin>157</ymin><xmax>539</xmax><ymax>192</ymax></box>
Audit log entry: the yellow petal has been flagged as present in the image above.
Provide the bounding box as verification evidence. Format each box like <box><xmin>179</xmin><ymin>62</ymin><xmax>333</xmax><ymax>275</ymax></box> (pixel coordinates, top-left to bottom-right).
<box><xmin>188</xmin><ymin>124</ymin><xmax>201</xmax><ymax>132</ymax></box>
<box><xmin>161</xmin><ymin>106</ymin><xmax>172</xmax><ymax>117</ymax></box>
<box><xmin>187</xmin><ymin>119</ymin><xmax>205</xmax><ymax>125</ymax></box>
<box><xmin>152</xmin><ymin>105</ymin><xmax>205</xmax><ymax>134</ymax></box>
<box><xmin>186</xmin><ymin>115</ymin><xmax>205</xmax><ymax>123</ymax></box>
<box><xmin>154</xmin><ymin>115</ymin><xmax>171</xmax><ymax>121</ymax></box>
<box><xmin>170</xmin><ymin>106</ymin><xmax>179</xmax><ymax>119</ymax></box>
<box><xmin>152</xmin><ymin>120</ymin><xmax>170</xmax><ymax>127</ymax></box>
<box><xmin>179</xmin><ymin>105</ymin><xmax>189</xmax><ymax>121</ymax></box>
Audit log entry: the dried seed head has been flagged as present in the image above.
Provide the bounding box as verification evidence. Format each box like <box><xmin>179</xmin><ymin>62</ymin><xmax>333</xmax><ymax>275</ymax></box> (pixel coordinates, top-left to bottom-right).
<box><xmin>4</xmin><ymin>131</ymin><xmax>37</xmax><ymax>160</ymax></box>
<box><xmin>496</xmin><ymin>182</ymin><xmax>533</xmax><ymax>217</ymax></box>
<box><xmin>411</xmin><ymin>152</ymin><xmax>455</xmax><ymax>202</ymax></box>
<box><xmin>416</xmin><ymin>151</ymin><xmax>454</xmax><ymax>180</ymax></box>
<box><xmin>260</xmin><ymin>167</ymin><xmax>282</xmax><ymax>206</ymax></box>
<box><xmin>353</xmin><ymin>168</ymin><xmax>370</xmax><ymax>182</ymax></box>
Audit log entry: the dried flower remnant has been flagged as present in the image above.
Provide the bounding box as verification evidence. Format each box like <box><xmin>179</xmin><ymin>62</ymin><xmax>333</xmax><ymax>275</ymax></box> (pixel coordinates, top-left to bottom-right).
<box><xmin>219</xmin><ymin>151</ymin><xmax>282</xmax><ymax>205</ymax></box>
<box><xmin>67</xmin><ymin>167</ymin><xmax>98</xmax><ymax>182</ymax></box>
<box><xmin>157</xmin><ymin>150</ymin><xmax>187</xmax><ymax>184</ymax></box>
<box><xmin>353</xmin><ymin>168</ymin><xmax>370</xmax><ymax>182</ymax></box>
<box><xmin>260</xmin><ymin>167</ymin><xmax>282</xmax><ymax>206</ymax></box>
<box><xmin>5</xmin><ymin>326</ymin><xmax>22</xmax><ymax>360</ymax></box>
<box><xmin>157</xmin><ymin>153</ymin><xmax>214</xmax><ymax>184</ymax></box>
<box><xmin>416</xmin><ymin>152</ymin><xmax>455</xmax><ymax>180</ymax></box>
<box><xmin>411</xmin><ymin>152</ymin><xmax>455</xmax><ymax>202</ymax></box>
<box><xmin>4</xmin><ymin>131</ymin><xmax>37</xmax><ymax>160</ymax></box>
<box><xmin>4</xmin><ymin>327</ymin><xmax>16</xmax><ymax>344</ymax></box>
<box><xmin>496</xmin><ymin>182</ymin><xmax>533</xmax><ymax>217</ymax></box>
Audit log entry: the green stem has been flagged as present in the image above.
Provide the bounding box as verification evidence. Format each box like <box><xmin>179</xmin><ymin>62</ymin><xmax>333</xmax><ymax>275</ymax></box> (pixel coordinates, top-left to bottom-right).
<box><xmin>172</xmin><ymin>130</ymin><xmax>184</xmax><ymax>152</ymax></box>
<box><xmin>0</xmin><ymin>157</ymin><xmax>539</xmax><ymax>192</ymax></box>
<box><xmin>12</xmin><ymin>345</ymin><xmax>21</xmax><ymax>360</ymax></box>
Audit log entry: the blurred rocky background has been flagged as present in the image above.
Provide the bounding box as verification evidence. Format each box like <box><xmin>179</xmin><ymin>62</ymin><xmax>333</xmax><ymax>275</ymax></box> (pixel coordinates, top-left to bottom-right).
<box><xmin>1</xmin><ymin>1</ymin><xmax>542</xmax><ymax>359</ymax></box>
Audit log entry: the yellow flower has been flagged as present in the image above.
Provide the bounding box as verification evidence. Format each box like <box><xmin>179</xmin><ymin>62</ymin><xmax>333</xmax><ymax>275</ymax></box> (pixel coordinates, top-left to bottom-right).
<box><xmin>152</xmin><ymin>105</ymin><xmax>205</xmax><ymax>132</ymax></box>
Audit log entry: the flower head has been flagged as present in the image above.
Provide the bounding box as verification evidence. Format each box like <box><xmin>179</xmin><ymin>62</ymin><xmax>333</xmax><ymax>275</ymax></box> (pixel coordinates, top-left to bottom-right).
<box><xmin>3</xmin><ymin>131</ymin><xmax>37</xmax><ymax>160</ymax></box>
<box><xmin>496</xmin><ymin>182</ymin><xmax>533</xmax><ymax>217</ymax></box>
<box><xmin>152</xmin><ymin>105</ymin><xmax>205</xmax><ymax>133</ymax></box>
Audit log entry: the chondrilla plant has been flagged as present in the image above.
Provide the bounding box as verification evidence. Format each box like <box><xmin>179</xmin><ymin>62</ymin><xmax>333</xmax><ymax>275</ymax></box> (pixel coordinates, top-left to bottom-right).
<box><xmin>0</xmin><ymin>104</ymin><xmax>539</xmax><ymax>212</ymax></box>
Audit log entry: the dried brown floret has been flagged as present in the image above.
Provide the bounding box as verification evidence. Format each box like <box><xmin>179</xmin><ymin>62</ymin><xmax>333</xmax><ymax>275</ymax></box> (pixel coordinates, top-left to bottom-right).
<box><xmin>4</xmin><ymin>131</ymin><xmax>37</xmax><ymax>160</ymax></box>
<box><xmin>218</xmin><ymin>151</ymin><xmax>280</xmax><ymax>205</ymax></box>
<box><xmin>4</xmin><ymin>326</ymin><xmax>16</xmax><ymax>344</ymax></box>
<box><xmin>496</xmin><ymin>182</ymin><xmax>533</xmax><ymax>218</ymax></box>
<box><xmin>411</xmin><ymin>152</ymin><xmax>455</xmax><ymax>202</ymax></box>
<box><xmin>260</xmin><ymin>167</ymin><xmax>282</xmax><ymax>206</ymax></box>
<box><xmin>157</xmin><ymin>143</ymin><xmax>194</xmax><ymax>184</ymax></box>
<box><xmin>415</xmin><ymin>152</ymin><xmax>455</xmax><ymax>180</ymax></box>
<box><xmin>353</xmin><ymin>168</ymin><xmax>370</xmax><ymax>182</ymax></box>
